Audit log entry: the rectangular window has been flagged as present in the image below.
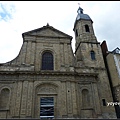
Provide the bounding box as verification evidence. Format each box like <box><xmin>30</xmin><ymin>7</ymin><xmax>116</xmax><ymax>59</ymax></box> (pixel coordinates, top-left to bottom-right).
<box><xmin>40</xmin><ymin>97</ymin><xmax>54</xmax><ymax>119</ymax></box>
<box><xmin>102</xmin><ymin>99</ymin><xmax>106</xmax><ymax>106</ymax></box>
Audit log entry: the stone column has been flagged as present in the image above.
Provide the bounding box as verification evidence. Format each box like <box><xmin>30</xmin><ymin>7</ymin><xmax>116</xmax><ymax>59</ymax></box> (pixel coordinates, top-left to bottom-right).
<box><xmin>60</xmin><ymin>43</ymin><xmax>64</xmax><ymax>66</ymax></box>
<box><xmin>71</xmin><ymin>82</ymin><xmax>77</xmax><ymax>117</ymax></box>
<box><xmin>10</xmin><ymin>82</ymin><xmax>17</xmax><ymax>117</ymax></box>
<box><xmin>64</xmin><ymin>43</ymin><xmax>68</xmax><ymax>66</ymax></box>
<box><xmin>66</xmin><ymin>81</ymin><xmax>73</xmax><ymax>117</ymax></box>
<box><xmin>14</xmin><ymin>81</ymin><xmax>22</xmax><ymax>117</ymax></box>
<box><xmin>61</xmin><ymin>81</ymin><xmax>67</xmax><ymax>117</ymax></box>
<box><xmin>26</xmin><ymin>42</ymin><xmax>32</xmax><ymax>64</ymax></box>
<box><xmin>20</xmin><ymin>81</ymin><xmax>28</xmax><ymax>117</ymax></box>
<box><xmin>26</xmin><ymin>81</ymin><xmax>33</xmax><ymax>117</ymax></box>
<box><xmin>30</xmin><ymin>42</ymin><xmax>36</xmax><ymax>65</ymax></box>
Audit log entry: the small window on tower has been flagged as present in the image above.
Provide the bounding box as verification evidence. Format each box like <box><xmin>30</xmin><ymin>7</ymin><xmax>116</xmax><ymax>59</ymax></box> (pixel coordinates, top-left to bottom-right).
<box><xmin>75</xmin><ymin>29</ymin><xmax>78</xmax><ymax>37</ymax></box>
<box><xmin>102</xmin><ymin>99</ymin><xmax>106</xmax><ymax>106</ymax></box>
<box><xmin>90</xmin><ymin>51</ymin><xmax>95</xmax><ymax>60</ymax></box>
<box><xmin>85</xmin><ymin>25</ymin><xmax>90</xmax><ymax>32</ymax></box>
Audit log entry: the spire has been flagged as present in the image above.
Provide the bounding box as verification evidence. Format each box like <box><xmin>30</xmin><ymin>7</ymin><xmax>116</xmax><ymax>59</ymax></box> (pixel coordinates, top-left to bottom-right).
<box><xmin>77</xmin><ymin>3</ymin><xmax>83</xmax><ymax>14</ymax></box>
<box><xmin>73</xmin><ymin>5</ymin><xmax>93</xmax><ymax>31</ymax></box>
<box><xmin>75</xmin><ymin>5</ymin><xmax>92</xmax><ymax>22</ymax></box>
<box><xmin>77</xmin><ymin>7</ymin><xmax>83</xmax><ymax>14</ymax></box>
<box><xmin>47</xmin><ymin>23</ymin><xmax>49</xmax><ymax>26</ymax></box>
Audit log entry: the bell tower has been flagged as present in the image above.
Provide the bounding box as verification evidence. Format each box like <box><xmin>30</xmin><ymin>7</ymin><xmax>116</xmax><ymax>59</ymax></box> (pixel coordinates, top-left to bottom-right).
<box><xmin>73</xmin><ymin>6</ymin><xmax>97</xmax><ymax>50</ymax></box>
<box><xmin>73</xmin><ymin>6</ymin><xmax>104</xmax><ymax>68</ymax></box>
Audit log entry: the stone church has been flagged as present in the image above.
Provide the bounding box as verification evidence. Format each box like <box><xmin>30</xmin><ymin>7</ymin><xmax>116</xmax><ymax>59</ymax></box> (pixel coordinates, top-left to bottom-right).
<box><xmin>0</xmin><ymin>6</ymin><xmax>117</xmax><ymax>119</ymax></box>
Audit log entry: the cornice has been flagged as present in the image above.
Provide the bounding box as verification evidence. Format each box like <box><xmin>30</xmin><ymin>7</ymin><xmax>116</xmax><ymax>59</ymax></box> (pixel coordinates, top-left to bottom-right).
<box><xmin>0</xmin><ymin>71</ymin><xmax>98</xmax><ymax>77</ymax></box>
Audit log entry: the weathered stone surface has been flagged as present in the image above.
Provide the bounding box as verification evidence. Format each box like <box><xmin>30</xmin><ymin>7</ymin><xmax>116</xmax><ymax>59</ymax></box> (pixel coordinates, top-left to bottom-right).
<box><xmin>0</xmin><ymin>7</ymin><xmax>117</xmax><ymax>119</ymax></box>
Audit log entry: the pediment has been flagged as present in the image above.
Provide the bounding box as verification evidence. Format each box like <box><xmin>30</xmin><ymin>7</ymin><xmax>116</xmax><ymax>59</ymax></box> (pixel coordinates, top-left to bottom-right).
<box><xmin>23</xmin><ymin>25</ymin><xmax>72</xmax><ymax>39</ymax></box>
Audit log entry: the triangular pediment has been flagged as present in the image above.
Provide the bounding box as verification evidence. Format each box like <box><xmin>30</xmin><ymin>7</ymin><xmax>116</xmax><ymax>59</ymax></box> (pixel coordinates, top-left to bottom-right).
<box><xmin>22</xmin><ymin>25</ymin><xmax>72</xmax><ymax>39</ymax></box>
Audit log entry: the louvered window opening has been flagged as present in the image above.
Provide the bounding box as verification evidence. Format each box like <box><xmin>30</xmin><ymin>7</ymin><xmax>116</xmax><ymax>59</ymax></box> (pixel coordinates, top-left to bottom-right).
<box><xmin>40</xmin><ymin>97</ymin><xmax>54</xmax><ymax>119</ymax></box>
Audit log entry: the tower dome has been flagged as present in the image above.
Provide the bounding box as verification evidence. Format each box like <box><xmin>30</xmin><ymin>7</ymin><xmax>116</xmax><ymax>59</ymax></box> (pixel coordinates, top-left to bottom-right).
<box><xmin>74</xmin><ymin>6</ymin><xmax>93</xmax><ymax>30</ymax></box>
<box><xmin>73</xmin><ymin>6</ymin><xmax>97</xmax><ymax>49</ymax></box>
<box><xmin>76</xmin><ymin>7</ymin><xmax>92</xmax><ymax>21</ymax></box>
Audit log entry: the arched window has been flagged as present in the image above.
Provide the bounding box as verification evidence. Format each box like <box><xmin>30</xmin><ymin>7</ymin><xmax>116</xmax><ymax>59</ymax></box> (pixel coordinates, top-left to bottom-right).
<box><xmin>41</xmin><ymin>52</ymin><xmax>54</xmax><ymax>70</ymax></box>
<box><xmin>82</xmin><ymin>89</ymin><xmax>90</xmax><ymax>108</ymax></box>
<box><xmin>85</xmin><ymin>25</ymin><xmax>90</xmax><ymax>32</ymax></box>
<box><xmin>90</xmin><ymin>51</ymin><xmax>95</xmax><ymax>60</ymax></box>
<box><xmin>0</xmin><ymin>88</ymin><xmax>10</xmax><ymax>109</ymax></box>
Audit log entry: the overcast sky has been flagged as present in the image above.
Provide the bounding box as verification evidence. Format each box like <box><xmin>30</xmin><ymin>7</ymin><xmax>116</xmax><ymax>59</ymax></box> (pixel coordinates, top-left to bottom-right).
<box><xmin>0</xmin><ymin>1</ymin><xmax>120</xmax><ymax>63</ymax></box>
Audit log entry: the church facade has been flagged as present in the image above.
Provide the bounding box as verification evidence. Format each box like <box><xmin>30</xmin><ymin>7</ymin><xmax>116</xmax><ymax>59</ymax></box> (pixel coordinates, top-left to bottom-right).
<box><xmin>0</xmin><ymin>7</ymin><xmax>117</xmax><ymax>119</ymax></box>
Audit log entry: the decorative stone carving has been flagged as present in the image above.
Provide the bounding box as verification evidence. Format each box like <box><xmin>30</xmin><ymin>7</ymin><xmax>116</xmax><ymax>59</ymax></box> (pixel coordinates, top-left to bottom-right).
<box><xmin>36</xmin><ymin>83</ymin><xmax>57</xmax><ymax>95</ymax></box>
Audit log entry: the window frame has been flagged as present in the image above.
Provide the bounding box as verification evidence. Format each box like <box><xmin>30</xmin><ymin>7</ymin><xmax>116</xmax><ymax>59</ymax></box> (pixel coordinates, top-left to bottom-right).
<box><xmin>40</xmin><ymin>97</ymin><xmax>54</xmax><ymax>119</ymax></box>
<box><xmin>41</xmin><ymin>51</ymin><xmax>54</xmax><ymax>70</ymax></box>
<box><xmin>90</xmin><ymin>50</ymin><xmax>96</xmax><ymax>60</ymax></box>
<box><xmin>85</xmin><ymin>24</ymin><xmax>90</xmax><ymax>32</ymax></box>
